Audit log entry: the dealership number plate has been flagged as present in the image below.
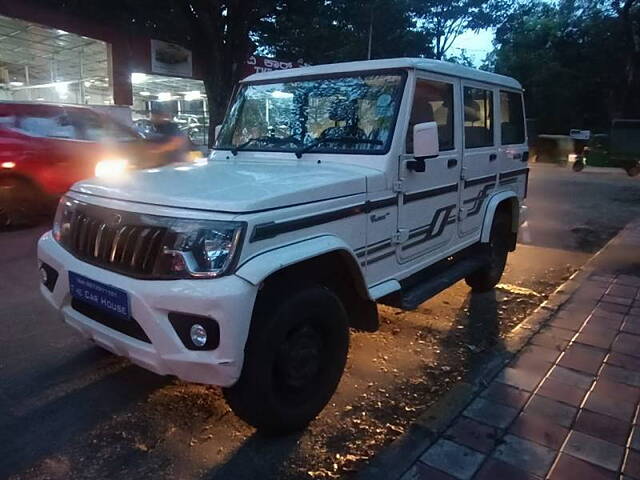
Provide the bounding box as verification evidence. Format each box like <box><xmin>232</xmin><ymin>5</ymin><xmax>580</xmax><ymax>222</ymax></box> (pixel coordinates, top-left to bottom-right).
<box><xmin>69</xmin><ymin>272</ymin><xmax>130</xmax><ymax>319</ymax></box>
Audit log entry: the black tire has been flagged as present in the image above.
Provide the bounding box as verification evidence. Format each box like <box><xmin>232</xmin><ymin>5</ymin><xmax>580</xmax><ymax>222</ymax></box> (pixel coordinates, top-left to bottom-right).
<box><xmin>626</xmin><ymin>165</ymin><xmax>640</xmax><ymax>177</ymax></box>
<box><xmin>223</xmin><ymin>285</ymin><xmax>350</xmax><ymax>434</ymax></box>
<box><xmin>572</xmin><ymin>160</ymin><xmax>585</xmax><ymax>172</ymax></box>
<box><xmin>0</xmin><ymin>177</ymin><xmax>44</xmax><ymax>228</ymax></box>
<box><xmin>465</xmin><ymin>213</ymin><xmax>510</xmax><ymax>293</ymax></box>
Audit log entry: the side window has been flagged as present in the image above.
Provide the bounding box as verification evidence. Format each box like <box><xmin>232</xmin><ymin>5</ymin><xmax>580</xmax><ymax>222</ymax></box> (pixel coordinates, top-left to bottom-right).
<box><xmin>406</xmin><ymin>79</ymin><xmax>454</xmax><ymax>153</ymax></box>
<box><xmin>16</xmin><ymin>112</ymin><xmax>77</xmax><ymax>139</ymax></box>
<box><xmin>464</xmin><ymin>87</ymin><xmax>493</xmax><ymax>148</ymax></box>
<box><xmin>500</xmin><ymin>91</ymin><xmax>525</xmax><ymax>145</ymax></box>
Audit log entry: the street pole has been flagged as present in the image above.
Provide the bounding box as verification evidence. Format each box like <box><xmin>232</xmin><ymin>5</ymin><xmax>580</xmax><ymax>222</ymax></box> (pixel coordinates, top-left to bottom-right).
<box><xmin>367</xmin><ymin>4</ymin><xmax>373</xmax><ymax>60</ymax></box>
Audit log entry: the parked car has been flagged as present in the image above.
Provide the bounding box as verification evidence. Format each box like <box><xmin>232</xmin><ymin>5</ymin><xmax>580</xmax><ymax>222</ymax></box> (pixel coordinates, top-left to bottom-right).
<box><xmin>0</xmin><ymin>102</ymin><xmax>175</xmax><ymax>226</ymax></box>
<box><xmin>571</xmin><ymin>119</ymin><xmax>640</xmax><ymax>176</ymax></box>
<box><xmin>38</xmin><ymin>58</ymin><xmax>528</xmax><ymax>433</ymax></box>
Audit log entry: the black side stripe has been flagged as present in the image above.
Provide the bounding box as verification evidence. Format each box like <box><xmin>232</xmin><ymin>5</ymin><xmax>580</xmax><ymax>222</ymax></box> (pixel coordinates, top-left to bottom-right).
<box><xmin>499</xmin><ymin>167</ymin><xmax>529</xmax><ymax>181</ymax></box>
<box><xmin>251</xmin><ymin>204</ymin><xmax>364</xmax><ymax>242</ymax></box>
<box><xmin>364</xmin><ymin>250</ymin><xmax>395</xmax><ymax>266</ymax></box>
<box><xmin>402</xmin><ymin>204</ymin><xmax>457</xmax><ymax>252</ymax></box>
<box><xmin>499</xmin><ymin>178</ymin><xmax>518</xmax><ymax>186</ymax></box>
<box><xmin>251</xmin><ymin>196</ymin><xmax>397</xmax><ymax>242</ymax></box>
<box><xmin>464</xmin><ymin>174</ymin><xmax>496</xmax><ymax>188</ymax></box>
<box><xmin>464</xmin><ymin>183</ymin><xmax>495</xmax><ymax>217</ymax></box>
<box><xmin>403</xmin><ymin>183</ymin><xmax>458</xmax><ymax>204</ymax></box>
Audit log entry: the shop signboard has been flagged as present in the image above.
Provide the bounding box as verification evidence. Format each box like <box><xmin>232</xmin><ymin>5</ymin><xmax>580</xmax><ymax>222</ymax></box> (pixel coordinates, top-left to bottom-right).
<box><xmin>242</xmin><ymin>55</ymin><xmax>308</xmax><ymax>77</ymax></box>
<box><xmin>150</xmin><ymin>39</ymin><xmax>193</xmax><ymax>77</ymax></box>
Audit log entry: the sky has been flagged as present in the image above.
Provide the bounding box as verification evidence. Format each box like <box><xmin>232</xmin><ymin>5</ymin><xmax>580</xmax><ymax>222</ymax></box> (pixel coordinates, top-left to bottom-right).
<box><xmin>450</xmin><ymin>28</ymin><xmax>495</xmax><ymax>66</ymax></box>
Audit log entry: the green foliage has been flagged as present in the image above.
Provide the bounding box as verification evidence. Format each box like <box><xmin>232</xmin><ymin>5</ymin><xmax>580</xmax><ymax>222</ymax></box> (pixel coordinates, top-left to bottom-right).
<box><xmin>254</xmin><ymin>0</ymin><xmax>433</xmax><ymax>63</ymax></box>
<box><xmin>489</xmin><ymin>0</ymin><xmax>637</xmax><ymax>133</ymax></box>
<box><xmin>414</xmin><ymin>0</ymin><xmax>512</xmax><ymax>59</ymax></box>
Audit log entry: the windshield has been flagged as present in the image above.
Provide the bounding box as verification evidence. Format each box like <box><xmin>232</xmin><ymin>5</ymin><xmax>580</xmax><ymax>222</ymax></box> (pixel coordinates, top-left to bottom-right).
<box><xmin>216</xmin><ymin>71</ymin><xmax>406</xmax><ymax>155</ymax></box>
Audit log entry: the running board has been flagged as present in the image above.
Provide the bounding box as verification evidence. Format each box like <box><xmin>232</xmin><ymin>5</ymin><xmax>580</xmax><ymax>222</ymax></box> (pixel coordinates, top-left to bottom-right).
<box><xmin>400</xmin><ymin>256</ymin><xmax>488</xmax><ymax>310</ymax></box>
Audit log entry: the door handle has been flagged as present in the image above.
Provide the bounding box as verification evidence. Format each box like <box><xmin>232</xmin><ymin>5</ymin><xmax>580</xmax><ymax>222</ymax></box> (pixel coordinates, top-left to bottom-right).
<box><xmin>447</xmin><ymin>158</ymin><xmax>458</xmax><ymax>169</ymax></box>
<box><xmin>489</xmin><ymin>153</ymin><xmax>497</xmax><ymax>161</ymax></box>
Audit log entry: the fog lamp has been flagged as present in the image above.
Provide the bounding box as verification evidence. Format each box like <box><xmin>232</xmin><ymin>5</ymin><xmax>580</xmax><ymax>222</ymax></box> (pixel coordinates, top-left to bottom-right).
<box><xmin>39</xmin><ymin>265</ymin><xmax>48</xmax><ymax>284</ymax></box>
<box><xmin>190</xmin><ymin>324</ymin><xmax>207</xmax><ymax>347</ymax></box>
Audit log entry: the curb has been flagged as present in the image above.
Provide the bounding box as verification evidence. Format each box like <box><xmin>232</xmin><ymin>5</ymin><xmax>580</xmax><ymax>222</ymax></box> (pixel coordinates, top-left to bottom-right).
<box><xmin>357</xmin><ymin>231</ymin><xmax>621</xmax><ymax>480</ymax></box>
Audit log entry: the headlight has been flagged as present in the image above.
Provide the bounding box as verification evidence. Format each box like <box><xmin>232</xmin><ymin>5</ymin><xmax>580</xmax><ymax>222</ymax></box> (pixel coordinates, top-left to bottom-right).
<box><xmin>159</xmin><ymin>219</ymin><xmax>245</xmax><ymax>278</ymax></box>
<box><xmin>95</xmin><ymin>158</ymin><xmax>129</xmax><ymax>178</ymax></box>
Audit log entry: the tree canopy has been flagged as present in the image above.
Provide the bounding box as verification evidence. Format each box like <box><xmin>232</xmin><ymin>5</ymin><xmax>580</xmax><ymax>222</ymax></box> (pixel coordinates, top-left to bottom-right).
<box><xmin>487</xmin><ymin>0</ymin><xmax>639</xmax><ymax>133</ymax></box>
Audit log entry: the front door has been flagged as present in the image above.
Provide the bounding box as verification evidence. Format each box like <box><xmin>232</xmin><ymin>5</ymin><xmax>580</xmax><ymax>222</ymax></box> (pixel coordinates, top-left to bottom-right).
<box><xmin>458</xmin><ymin>82</ymin><xmax>499</xmax><ymax>238</ymax></box>
<box><xmin>398</xmin><ymin>74</ymin><xmax>461</xmax><ymax>262</ymax></box>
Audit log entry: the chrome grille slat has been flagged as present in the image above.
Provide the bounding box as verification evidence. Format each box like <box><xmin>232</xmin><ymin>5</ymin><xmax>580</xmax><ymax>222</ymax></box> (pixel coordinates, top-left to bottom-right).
<box><xmin>110</xmin><ymin>226</ymin><xmax>129</xmax><ymax>263</ymax></box>
<box><xmin>141</xmin><ymin>229</ymin><xmax>163</xmax><ymax>273</ymax></box>
<box><xmin>130</xmin><ymin>228</ymin><xmax>151</xmax><ymax>268</ymax></box>
<box><xmin>94</xmin><ymin>224</ymin><xmax>106</xmax><ymax>258</ymax></box>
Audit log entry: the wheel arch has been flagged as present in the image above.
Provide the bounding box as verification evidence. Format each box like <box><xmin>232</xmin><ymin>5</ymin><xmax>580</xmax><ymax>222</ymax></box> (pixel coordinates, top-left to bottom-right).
<box><xmin>235</xmin><ymin>236</ymin><xmax>378</xmax><ymax>332</ymax></box>
<box><xmin>480</xmin><ymin>192</ymin><xmax>520</xmax><ymax>249</ymax></box>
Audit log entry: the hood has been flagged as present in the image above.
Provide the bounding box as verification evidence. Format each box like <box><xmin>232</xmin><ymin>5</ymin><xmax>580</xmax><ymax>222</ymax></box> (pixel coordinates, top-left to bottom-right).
<box><xmin>71</xmin><ymin>158</ymin><xmax>376</xmax><ymax>213</ymax></box>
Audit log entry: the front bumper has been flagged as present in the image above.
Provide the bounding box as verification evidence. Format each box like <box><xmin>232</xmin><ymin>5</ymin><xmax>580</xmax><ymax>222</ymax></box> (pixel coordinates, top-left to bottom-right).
<box><xmin>37</xmin><ymin>231</ymin><xmax>258</xmax><ymax>387</ymax></box>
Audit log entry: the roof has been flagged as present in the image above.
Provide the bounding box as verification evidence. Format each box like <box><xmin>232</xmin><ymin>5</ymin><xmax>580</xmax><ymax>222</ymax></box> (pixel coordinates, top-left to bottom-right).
<box><xmin>242</xmin><ymin>57</ymin><xmax>522</xmax><ymax>90</ymax></box>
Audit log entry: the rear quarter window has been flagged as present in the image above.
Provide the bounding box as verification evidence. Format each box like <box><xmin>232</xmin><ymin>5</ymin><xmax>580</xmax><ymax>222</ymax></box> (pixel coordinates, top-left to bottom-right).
<box><xmin>500</xmin><ymin>91</ymin><xmax>525</xmax><ymax>145</ymax></box>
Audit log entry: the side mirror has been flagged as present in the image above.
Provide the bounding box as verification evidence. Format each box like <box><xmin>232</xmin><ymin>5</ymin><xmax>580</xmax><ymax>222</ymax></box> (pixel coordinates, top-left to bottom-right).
<box><xmin>214</xmin><ymin>124</ymin><xmax>222</xmax><ymax>143</ymax></box>
<box><xmin>413</xmin><ymin>121</ymin><xmax>439</xmax><ymax>160</ymax></box>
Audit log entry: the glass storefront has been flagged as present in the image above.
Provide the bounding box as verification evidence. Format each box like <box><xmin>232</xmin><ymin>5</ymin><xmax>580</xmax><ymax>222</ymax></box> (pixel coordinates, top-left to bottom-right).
<box><xmin>0</xmin><ymin>14</ymin><xmax>112</xmax><ymax>105</ymax></box>
<box><xmin>131</xmin><ymin>73</ymin><xmax>208</xmax><ymax>146</ymax></box>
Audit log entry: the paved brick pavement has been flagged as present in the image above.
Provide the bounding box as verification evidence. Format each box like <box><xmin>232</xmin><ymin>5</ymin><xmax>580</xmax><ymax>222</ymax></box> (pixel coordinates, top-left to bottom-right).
<box><xmin>391</xmin><ymin>224</ymin><xmax>640</xmax><ymax>480</ymax></box>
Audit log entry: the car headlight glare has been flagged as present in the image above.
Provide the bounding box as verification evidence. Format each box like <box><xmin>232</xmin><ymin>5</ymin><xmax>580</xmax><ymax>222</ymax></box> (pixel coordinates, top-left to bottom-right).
<box><xmin>95</xmin><ymin>158</ymin><xmax>129</xmax><ymax>178</ymax></box>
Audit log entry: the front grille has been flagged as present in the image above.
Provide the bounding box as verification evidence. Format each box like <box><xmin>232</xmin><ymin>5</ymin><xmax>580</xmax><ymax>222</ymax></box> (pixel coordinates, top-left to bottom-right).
<box><xmin>72</xmin><ymin>298</ymin><xmax>151</xmax><ymax>343</ymax></box>
<box><xmin>60</xmin><ymin>203</ymin><xmax>167</xmax><ymax>277</ymax></box>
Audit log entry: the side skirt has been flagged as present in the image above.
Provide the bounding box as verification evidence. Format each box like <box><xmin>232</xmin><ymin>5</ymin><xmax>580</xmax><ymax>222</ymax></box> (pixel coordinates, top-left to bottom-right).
<box><xmin>378</xmin><ymin>243</ymin><xmax>490</xmax><ymax>310</ymax></box>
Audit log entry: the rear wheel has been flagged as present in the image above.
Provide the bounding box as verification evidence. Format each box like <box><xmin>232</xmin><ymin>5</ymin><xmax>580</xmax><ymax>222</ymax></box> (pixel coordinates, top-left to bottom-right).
<box><xmin>572</xmin><ymin>160</ymin><xmax>585</xmax><ymax>172</ymax></box>
<box><xmin>223</xmin><ymin>285</ymin><xmax>349</xmax><ymax>434</ymax></box>
<box><xmin>465</xmin><ymin>212</ymin><xmax>511</xmax><ymax>292</ymax></box>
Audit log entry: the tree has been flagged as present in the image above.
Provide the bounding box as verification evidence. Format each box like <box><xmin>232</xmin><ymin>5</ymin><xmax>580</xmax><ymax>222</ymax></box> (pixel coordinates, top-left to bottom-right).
<box><xmin>414</xmin><ymin>0</ymin><xmax>511</xmax><ymax>59</ymax></box>
<box><xmin>613</xmin><ymin>0</ymin><xmax>640</xmax><ymax>116</ymax></box>
<box><xmin>255</xmin><ymin>0</ymin><xmax>433</xmax><ymax>64</ymax></box>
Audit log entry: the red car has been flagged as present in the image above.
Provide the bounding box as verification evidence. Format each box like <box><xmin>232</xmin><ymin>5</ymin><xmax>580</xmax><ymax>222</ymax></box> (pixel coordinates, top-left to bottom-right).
<box><xmin>0</xmin><ymin>102</ymin><xmax>176</xmax><ymax>227</ymax></box>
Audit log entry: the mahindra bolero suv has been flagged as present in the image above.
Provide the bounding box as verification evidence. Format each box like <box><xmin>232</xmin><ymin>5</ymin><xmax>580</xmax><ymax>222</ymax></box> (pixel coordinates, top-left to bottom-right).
<box><xmin>38</xmin><ymin>58</ymin><xmax>529</xmax><ymax>433</ymax></box>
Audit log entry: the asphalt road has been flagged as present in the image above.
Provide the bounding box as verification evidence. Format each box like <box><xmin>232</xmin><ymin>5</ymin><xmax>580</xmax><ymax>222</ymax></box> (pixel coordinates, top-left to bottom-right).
<box><xmin>1</xmin><ymin>164</ymin><xmax>639</xmax><ymax>480</ymax></box>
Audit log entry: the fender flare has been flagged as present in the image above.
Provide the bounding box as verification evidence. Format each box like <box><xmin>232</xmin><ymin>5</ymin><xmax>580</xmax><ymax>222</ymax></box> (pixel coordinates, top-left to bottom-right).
<box><xmin>480</xmin><ymin>191</ymin><xmax>520</xmax><ymax>243</ymax></box>
<box><xmin>235</xmin><ymin>235</ymin><xmax>372</xmax><ymax>300</ymax></box>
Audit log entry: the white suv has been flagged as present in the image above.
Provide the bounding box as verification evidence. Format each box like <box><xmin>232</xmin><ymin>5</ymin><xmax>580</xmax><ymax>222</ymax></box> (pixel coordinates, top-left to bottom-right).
<box><xmin>38</xmin><ymin>58</ymin><xmax>528</xmax><ymax>433</ymax></box>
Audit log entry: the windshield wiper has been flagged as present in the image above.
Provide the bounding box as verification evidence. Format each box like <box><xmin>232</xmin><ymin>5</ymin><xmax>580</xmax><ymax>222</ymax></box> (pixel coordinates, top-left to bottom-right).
<box><xmin>295</xmin><ymin>137</ymin><xmax>383</xmax><ymax>158</ymax></box>
<box><xmin>230</xmin><ymin>136</ymin><xmax>301</xmax><ymax>155</ymax></box>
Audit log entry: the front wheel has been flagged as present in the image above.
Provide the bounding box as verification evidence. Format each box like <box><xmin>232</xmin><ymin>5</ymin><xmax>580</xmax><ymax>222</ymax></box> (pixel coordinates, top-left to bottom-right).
<box><xmin>626</xmin><ymin>165</ymin><xmax>640</xmax><ymax>177</ymax></box>
<box><xmin>223</xmin><ymin>285</ymin><xmax>349</xmax><ymax>434</ymax></box>
<box><xmin>572</xmin><ymin>160</ymin><xmax>585</xmax><ymax>172</ymax></box>
<box><xmin>465</xmin><ymin>213</ymin><xmax>511</xmax><ymax>292</ymax></box>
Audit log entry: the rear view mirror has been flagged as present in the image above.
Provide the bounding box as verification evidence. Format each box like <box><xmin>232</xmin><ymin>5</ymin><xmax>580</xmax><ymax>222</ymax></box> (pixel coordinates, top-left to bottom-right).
<box><xmin>214</xmin><ymin>124</ymin><xmax>222</xmax><ymax>143</ymax></box>
<box><xmin>413</xmin><ymin>121</ymin><xmax>439</xmax><ymax>160</ymax></box>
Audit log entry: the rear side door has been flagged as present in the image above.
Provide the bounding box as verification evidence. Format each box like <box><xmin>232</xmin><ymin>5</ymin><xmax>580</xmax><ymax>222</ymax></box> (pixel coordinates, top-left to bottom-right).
<box><xmin>397</xmin><ymin>73</ymin><xmax>461</xmax><ymax>262</ymax></box>
<box><xmin>497</xmin><ymin>90</ymin><xmax>529</xmax><ymax>196</ymax></box>
<box><xmin>458</xmin><ymin>82</ymin><xmax>499</xmax><ymax>238</ymax></box>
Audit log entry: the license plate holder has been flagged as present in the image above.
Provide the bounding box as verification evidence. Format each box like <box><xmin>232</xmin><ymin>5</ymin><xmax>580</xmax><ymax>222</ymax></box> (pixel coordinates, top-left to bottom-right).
<box><xmin>69</xmin><ymin>272</ymin><xmax>130</xmax><ymax>320</ymax></box>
